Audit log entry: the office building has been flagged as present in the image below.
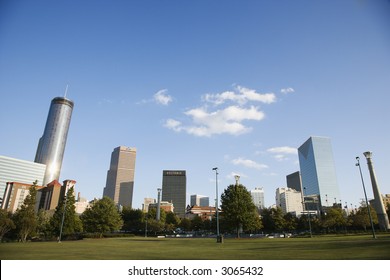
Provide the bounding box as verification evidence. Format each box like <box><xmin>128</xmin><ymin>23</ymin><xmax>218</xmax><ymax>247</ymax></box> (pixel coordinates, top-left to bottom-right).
<box><xmin>2</xmin><ymin>179</ymin><xmax>74</xmax><ymax>213</ymax></box>
<box><xmin>2</xmin><ymin>181</ymin><xmax>44</xmax><ymax>213</ymax></box>
<box><xmin>162</xmin><ymin>170</ymin><xmax>186</xmax><ymax>217</ymax></box>
<box><xmin>35</xmin><ymin>97</ymin><xmax>74</xmax><ymax>185</ymax></box>
<box><xmin>186</xmin><ymin>205</ymin><xmax>216</xmax><ymax>220</ymax></box>
<box><xmin>286</xmin><ymin>171</ymin><xmax>302</xmax><ymax>192</ymax></box>
<box><xmin>298</xmin><ymin>136</ymin><xmax>341</xmax><ymax>209</ymax></box>
<box><xmin>250</xmin><ymin>187</ymin><xmax>265</xmax><ymax>210</ymax></box>
<box><xmin>190</xmin><ymin>194</ymin><xmax>209</xmax><ymax>207</ymax></box>
<box><xmin>142</xmin><ymin>198</ymin><xmax>156</xmax><ymax>212</ymax></box>
<box><xmin>0</xmin><ymin>155</ymin><xmax>46</xmax><ymax>202</ymax></box>
<box><xmin>103</xmin><ymin>146</ymin><xmax>136</xmax><ymax>208</ymax></box>
<box><xmin>275</xmin><ymin>187</ymin><xmax>303</xmax><ymax>216</ymax></box>
<box><xmin>148</xmin><ymin>201</ymin><xmax>174</xmax><ymax>213</ymax></box>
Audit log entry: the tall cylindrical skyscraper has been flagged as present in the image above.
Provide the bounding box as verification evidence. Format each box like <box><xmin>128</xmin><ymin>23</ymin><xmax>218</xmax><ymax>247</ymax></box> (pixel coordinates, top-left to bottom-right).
<box><xmin>35</xmin><ymin>97</ymin><xmax>74</xmax><ymax>185</ymax></box>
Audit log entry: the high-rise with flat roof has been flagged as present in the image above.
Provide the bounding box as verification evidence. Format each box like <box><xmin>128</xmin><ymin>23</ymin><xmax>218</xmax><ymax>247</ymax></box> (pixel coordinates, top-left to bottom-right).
<box><xmin>103</xmin><ymin>146</ymin><xmax>136</xmax><ymax>207</ymax></box>
<box><xmin>275</xmin><ymin>187</ymin><xmax>303</xmax><ymax>216</ymax></box>
<box><xmin>35</xmin><ymin>97</ymin><xmax>74</xmax><ymax>185</ymax></box>
<box><xmin>298</xmin><ymin>136</ymin><xmax>341</xmax><ymax>209</ymax></box>
<box><xmin>190</xmin><ymin>194</ymin><xmax>209</xmax><ymax>207</ymax></box>
<box><xmin>250</xmin><ymin>187</ymin><xmax>265</xmax><ymax>210</ymax></box>
<box><xmin>162</xmin><ymin>170</ymin><xmax>186</xmax><ymax>217</ymax></box>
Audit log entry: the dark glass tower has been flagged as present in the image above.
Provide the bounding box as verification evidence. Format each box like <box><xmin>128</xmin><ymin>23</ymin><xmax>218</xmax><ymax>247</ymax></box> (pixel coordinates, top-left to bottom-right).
<box><xmin>162</xmin><ymin>170</ymin><xmax>186</xmax><ymax>217</ymax></box>
<box><xmin>35</xmin><ymin>97</ymin><xmax>74</xmax><ymax>185</ymax></box>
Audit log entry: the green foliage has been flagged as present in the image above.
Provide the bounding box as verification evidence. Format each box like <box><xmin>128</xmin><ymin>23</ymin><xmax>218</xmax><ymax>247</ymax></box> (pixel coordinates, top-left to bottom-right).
<box><xmin>221</xmin><ymin>184</ymin><xmax>263</xmax><ymax>237</ymax></box>
<box><xmin>350</xmin><ymin>203</ymin><xmax>378</xmax><ymax>231</ymax></box>
<box><xmin>179</xmin><ymin>218</ymin><xmax>191</xmax><ymax>231</ymax></box>
<box><xmin>12</xmin><ymin>182</ymin><xmax>38</xmax><ymax>242</ymax></box>
<box><xmin>0</xmin><ymin>209</ymin><xmax>15</xmax><ymax>241</ymax></box>
<box><xmin>50</xmin><ymin>187</ymin><xmax>82</xmax><ymax>238</ymax></box>
<box><xmin>81</xmin><ymin>196</ymin><xmax>123</xmax><ymax>237</ymax></box>
<box><xmin>36</xmin><ymin>209</ymin><xmax>53</xmax><ymax>239</ymax></box>
<box><xmin>261</xmin><ymin>207</ymin><xmax>285</xmax><ymax>232</ymax></box>
<box><xmin>321</xmin><ymin>207</ymin><xmax>347</xmax><ymax>232</ymax></box>
<box><xmin>121</xmin><ymin>207</ymin><xmax>145</xmax><ymax>233</ymax></box>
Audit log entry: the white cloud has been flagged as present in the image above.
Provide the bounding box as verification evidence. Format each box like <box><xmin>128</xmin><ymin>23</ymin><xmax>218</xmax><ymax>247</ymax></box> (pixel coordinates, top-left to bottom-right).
<box><xmin>203</xmin><ymin>85</ymin><xmax>276</xmax><ymax>105</ymax></box>
<box><xmin>267</xmin><ymin>146</ymin><xmax>298</xmax><ymax>161</ymax></box>
<box><xmin>165</xmin><ymin>105</ymin><xmax>265</xmax><ymax>137</ymax></box>
<box><xmin>154</xmin><ymin>89</ymin><xmax>173</xmax><ymax>105</ymax></box>
<box><xmin>267</xmin><ymin>146</ymin><xmax>297</xmax><ymax>154</ymax></box>
<box><xmin>280</xmin><ymin>87</ymin><xmax>295</xmax><ymax>94</ymax></box>
<box><xmin>231</xmin><ymin>157</ymin><xmax>268</xmax><ymax>170</ymax></box>
<box><xmin>164</xmin><ymin>119</ymin><xmax>182</xmax><ymax>132</ymax></box>
<box><xmin>163</xmin><ymin>85</ymin><xmax>282</xmax><ymax>137</ymax></box>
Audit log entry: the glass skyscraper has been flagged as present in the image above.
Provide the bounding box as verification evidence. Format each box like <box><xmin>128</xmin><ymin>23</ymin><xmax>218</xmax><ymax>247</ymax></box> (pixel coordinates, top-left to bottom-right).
<box><xmin>162</xmin><ymin>170</ymin><xmax>186</xmax><ymax>217</ymax></box>
<box><xmin>35</xmin><ymin>97</ymin><xmax>74</xmax><ymax>185</ymax></box>
<box><xmin>298</xmin><ymin>136</ymin><xmax>341</xmax><ymax>209</ymax></box>
<box><xmin>103</xmin><ymin>146</ymin><xmax>136</xmax><ymax>208</ymax></box>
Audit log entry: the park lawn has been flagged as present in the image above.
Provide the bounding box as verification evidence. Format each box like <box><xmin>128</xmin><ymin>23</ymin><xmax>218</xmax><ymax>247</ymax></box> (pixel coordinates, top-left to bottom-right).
<box><xmin>1</xmin><ymin>234</ymin><xmax>390</xmax><ymax>260</ymax></box>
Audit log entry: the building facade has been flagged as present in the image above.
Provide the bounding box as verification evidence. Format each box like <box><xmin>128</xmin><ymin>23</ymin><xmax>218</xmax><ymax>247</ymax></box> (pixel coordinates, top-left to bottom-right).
<box><xmin>162</xmin><ymin>170</ymin><xmax>186</xmax><ymax>217</ymax></box>
<box><xmin>2</xmin><ymin>179</ymin><xmax>74</xmax><ymax>213</ymax></box>
<box><xmin>149</xmin><ymin>201</ymin><xmax>174</xmax><ymax>213</ymax></box>
<box><xmin>103</xmin><ymin>146</ymin><xmax>136</xmax><ymax>207</ymax></box>
<box><xmin>275</xmin><ymin>187</ymin><xmax>303</xmax><ymax>216</ymax></box>
<box><xmin>298</xmin><ymin>136</ymin><xmax>341</xmax><ymax>209</ymax></box>
<box><xmin>35</xmin><ymin>97</ymin><xmax>74</xmax><ymax>185</ymax></box>
<box><xmin>250</xmin><ymin>187</ymin><xmax>265</xmax><ymax>211</ymax></box>
<box><xmin>0</xmin><ymin>155</ymin><xmax>46</xmax><ymax>202</ymax></box>
<box><xmin>142</xmin><ymin>198</ymin><xmax>156</xmax><ymax>212</ymax></box>
<box><xmin>190</xmin><ymin>194</ymin><xmax>209</xmax><ymax>207</ymax></box>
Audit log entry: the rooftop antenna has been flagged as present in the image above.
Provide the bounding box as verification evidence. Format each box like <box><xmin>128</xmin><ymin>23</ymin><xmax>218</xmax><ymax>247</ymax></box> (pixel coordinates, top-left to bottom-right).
<box><xmin>64</xmin><ymin>84</ymin><xmax>69</xmax><ymax>99</ymax></box>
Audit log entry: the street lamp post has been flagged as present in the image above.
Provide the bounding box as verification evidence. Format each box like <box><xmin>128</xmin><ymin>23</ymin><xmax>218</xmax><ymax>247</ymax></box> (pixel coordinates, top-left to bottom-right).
<box><xmin>156</xmin><ymin>188</ymin><xmax>162</xmax><ymax>221</ymax></box>
<box><xmin>212</xmin><ymin>167</ymin><xmax>220</xmax><ymax>242</ymax></box>
<box><xmin>356</xmin><ymin>156</ymin><xmax>376</xmax><ymax>239</ymax></box>
<box><xmin>363</xmin><ymin>152</ymin><xmax>390</xmax><ymax>231</ymax></box>
<box><xmin>303</xmin><ymin>187</ymin><xmax>313</xmax><ymax>238</ymax></box>
<box><xmin>58</xmin><ymin>194</ymin><xmax>67</xmax><ymax>243</ymax></box>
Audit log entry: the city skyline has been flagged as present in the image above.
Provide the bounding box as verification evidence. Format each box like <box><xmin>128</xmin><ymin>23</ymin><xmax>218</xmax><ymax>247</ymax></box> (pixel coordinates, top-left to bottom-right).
<box><xmin>1</xmin><ymin>1</ymin><xmax>389</xmax><ymax>209</ymax></box>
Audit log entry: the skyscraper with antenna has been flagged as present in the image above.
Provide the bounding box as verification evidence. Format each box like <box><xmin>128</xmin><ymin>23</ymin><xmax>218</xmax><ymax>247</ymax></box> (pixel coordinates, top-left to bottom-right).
<box><xmin>35</xmin><ymin>90</ymin><xmax>74</xmax><ymax>185</ymax></box>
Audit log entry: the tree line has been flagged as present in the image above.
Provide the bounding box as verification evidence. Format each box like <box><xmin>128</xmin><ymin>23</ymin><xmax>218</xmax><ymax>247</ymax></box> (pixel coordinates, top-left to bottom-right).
<box><xmin>1</xmin><ymin>182</ymin><xmax>389</xmax><ymax>242</ymax></box>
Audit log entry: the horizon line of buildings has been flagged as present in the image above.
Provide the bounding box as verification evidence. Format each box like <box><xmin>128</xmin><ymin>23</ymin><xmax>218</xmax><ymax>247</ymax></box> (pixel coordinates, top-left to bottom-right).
<box><xmin>1</xmin><ymin>96</ymin><xmax>389</xmax><ymax>229</ymax></box>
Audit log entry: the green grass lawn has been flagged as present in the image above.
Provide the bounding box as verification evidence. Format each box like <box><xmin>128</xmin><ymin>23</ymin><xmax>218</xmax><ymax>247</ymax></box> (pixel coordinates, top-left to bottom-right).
<box><xmin>1</xmin><ymin>234</ymin><xmax>390</xmax><ymax>260</ymax></box>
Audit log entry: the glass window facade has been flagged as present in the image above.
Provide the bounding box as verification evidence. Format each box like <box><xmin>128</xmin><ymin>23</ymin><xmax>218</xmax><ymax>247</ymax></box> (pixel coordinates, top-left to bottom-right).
<box><xmin>162</xmin><ymin>170</ymin><xmax>186</xmax><ymax>217</ymax></box>
<box><xmin>0</xmin><ymin>155</ymin><xmax>46</xmax><ymax>202</ymax></box>
<box><xmin>298</xmin><ymin>136</ymin><xmax>341</xmax><ymax>208</ymax></box>
<box><xmin>35</xmin><ymin>97</ymin><xmax>74</xmax><ymax>185</ymax></box>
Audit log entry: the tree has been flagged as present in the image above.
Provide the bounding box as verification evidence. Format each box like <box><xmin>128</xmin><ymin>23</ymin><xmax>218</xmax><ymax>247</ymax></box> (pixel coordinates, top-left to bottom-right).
<box><xmin>283</xmin><ymin>212</ymin><xmax>298</xmax><ymax>232</ymax></box>
<box><xmin>12</xmin><ymin>182</ymin><xmax>38</xmax><ymax>242</ymax></box>
<box><xmin>261</xmin><ymin>207</ymin><xmax>285</xmax><ymax>232</ymax></box>
<box><xmin>81</xmin><ymin>196</ymin><xmax>123</xmax><ymax>237</ymax></box>
<box><xmin>122</xmin><ymin>207</ymin><xmax>145</xmax><ymax>233</ymax></box>
<box><xmin>165</xmin><ymin>212</ymin><xmax>180</xmax><ymax>232</ymax></box>
<box><xmin>50</xmin><ymin>186</ymin><xmax>82</xmax><ymax>238</ymax></box>
<box><xmin>0</xmin><ymin>209</ymin><xmax>15</xmax><ymax>241</ymax></box>
<box><xmin>190</xmin><ymin>215</ymin><xmax>204</xmax><ymax>232</ymax></box>
<box><xmin>321</xmin><ymin>207</ymin><xmax>346</xmax><ymax>232</ymax></box>
<box><xmin>36</xmin><ymin>209</ymin><xmax>52</xmax><ymax>239</ymax></box>
<box><xmin>351</xmin><ymin>203</ymin><xmax>378</xmax><ymax>231</ymax></box>
<box><xmin>179</xmin><ymin>218</ymin><xmax>192</xmax><ymax>232</ymax></box>
<box><xmin>221</xmin><ymin>184</ymin><xmax>262</xmax><ymax>237</ymax></box>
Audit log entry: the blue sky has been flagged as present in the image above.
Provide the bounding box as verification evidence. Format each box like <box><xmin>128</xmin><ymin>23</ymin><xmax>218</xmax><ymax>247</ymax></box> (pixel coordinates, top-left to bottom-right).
<box><xmin>1</xmin><ymin>0</ymin><xmax>389</xmax><ymax>209</ymax></box>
